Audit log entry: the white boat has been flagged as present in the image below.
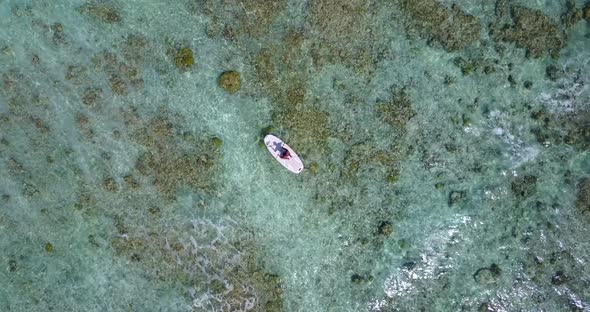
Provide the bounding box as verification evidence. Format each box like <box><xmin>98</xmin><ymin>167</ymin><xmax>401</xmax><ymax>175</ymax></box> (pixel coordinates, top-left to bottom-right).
<box><xmin>264</xmin><ymin>134</ymin><xmax>304</xmax><ymax>174</ymax></box>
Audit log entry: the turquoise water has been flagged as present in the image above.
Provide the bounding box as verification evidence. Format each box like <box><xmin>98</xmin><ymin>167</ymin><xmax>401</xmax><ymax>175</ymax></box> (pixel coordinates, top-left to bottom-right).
<box><xmin>1</xmin><ymin>0</ymin><xmax>590</xmax><ymax>311</ymax></box>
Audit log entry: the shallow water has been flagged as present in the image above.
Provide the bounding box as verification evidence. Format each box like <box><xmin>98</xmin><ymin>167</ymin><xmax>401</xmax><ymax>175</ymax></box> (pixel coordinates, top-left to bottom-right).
<box><xmin>1</xmin><ymin>0</ymin><xmax>590</xmax><ymax>311</ymax></box>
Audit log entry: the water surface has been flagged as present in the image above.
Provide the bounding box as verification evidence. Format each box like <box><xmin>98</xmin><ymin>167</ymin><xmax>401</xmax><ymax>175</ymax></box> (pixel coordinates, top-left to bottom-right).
<box><xmin>1</xmin><ymin>0</ymin><xmax>590</xmax><ymax>311</ymax></box>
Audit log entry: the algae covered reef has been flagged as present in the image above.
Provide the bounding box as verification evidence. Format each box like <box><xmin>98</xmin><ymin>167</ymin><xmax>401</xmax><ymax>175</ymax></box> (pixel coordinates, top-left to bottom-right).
<box><xmin>1</xmin><ymin>0</ymin><xmax>590</xmax><ymax>311</ymax></box>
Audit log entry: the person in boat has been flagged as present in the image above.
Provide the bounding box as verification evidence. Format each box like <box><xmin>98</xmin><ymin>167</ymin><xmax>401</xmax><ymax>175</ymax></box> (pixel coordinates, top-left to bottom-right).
<box><xmin>279</xmin><ymin>145</ymin><xmax>291</xmax><ymax>159</ymax></box>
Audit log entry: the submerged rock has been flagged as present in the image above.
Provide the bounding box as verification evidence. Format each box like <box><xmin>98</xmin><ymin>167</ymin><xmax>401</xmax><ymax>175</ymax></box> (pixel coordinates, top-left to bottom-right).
<box><xmin>376</xmin><ymin>87</ymin><xmax>415</xmax><ymax>129</ymax></box>
<box><xmin>351</xmin><ymin>273</ymin><xmax>373</xmax><ymax>284</ymax></box>
<box><xmin>545</xmin><ymin>65</ymin><xmax>564</xmax><ymax>81</ymax></box>
<box><xmin>120</xmin><ymin>34</ymin><xmax>149</xmax><ymax>65</ymax></box>
<box><xmin>448</xmin><ymin>190</ymin><xmax>466</xmax><ymax>206</ymax></box>
<box><xmin>309</xmin><ymin>0</ymin><xmax>387</xmax><ymax>74</ymax></box>
<box><xmin>31</xmin><ymin>54</ymin><xmax>40</xmax><ymax>65</ymax></box>
<box><xmin>351</xmin><ymin>273</ymin><xmax>364</xmax><ymax>284</ymax></box>
<box><xmin>453</xmin><ymin>57</ymin><xmax>479</xmax><ymax>75</ymax></box>
<box><xmin>531</xmin><ymin>89</ymin><xmax>589</xmax><ymax>148</ymax></box>
<box><xmin>576</xmin><ymin>178</ymin><xmax>590</xmax><ymax>214</ymax></box>
<box><xmin>130</xmin><ymin>113</ymin><xmax>222</xmax><ymax>198</ymax></box>
<box><xmin>507</xmin><ymin>74</ymin><xmax>517</xmax><ymax>87</ymax></box>
<box><xmin>82</xmin><ymin>87</ymin><xmax>102</xmax><ymax>106</ymax></box>
<box><xmin>511</xmin><ymin>175</ymin><xmax>537</xmax><ymax>199</ymax></box>
<box><xmin>524</xmin><ymin>80</ymin><xmax>533</xmax><ymax>89</ymax></box>
<box><xmin>398</xmin><ymin>239</ymin><xmax>410</xmax><ymax>249</ymax></box>
<box><xmin>309</xmin><ymin>162</ymin><xmax>319</xmax><ymax>174</ymax></box>
<box><xmin>377</xmin><ymin>221</ymin><xmax>393</xmax><ymax>237</ymax></box>
<box><xmin>217</xmin><ymin>70</ymin><xmax>241</xmax><ymax>93</ymax></box>
<box><xmin>103</xmin><ymin>176</ymin><xmax>118</xmax><ymax>192</ymax></box>
<box><xmin>478</xmin><ymin>302</ymin><xmax>498</xmax><ymax>312</ymax></box>
<box><xmin>22</xmin><ymin>183</ymin><xmax>39</xmax><ymax>197</ymax></box>
<box><xmin>8</xmin><ymin>259</ymin><xmax>17</xmax><ymax>272</ymax></box>
<box><xmin>483</xmin><ymin>65</ymin><xmax>496</xmax><ymax>75</ymax></box>
<box><xmin>109</xmin><ymin>215</ymin><xmax>284</xmax><ymax>311</ymax></box>
<box><xmin>473</xmin><ymin>263</ymin><xmax>502</xmax><ymax>284</ymax></box>
<box><xmin>51</xmin><ymin>22</ymin><xmax>66</xmax><ymax>45</ymax></box>
<box><xmin>491</xmin><ymin>5</ymin><xmax>564</xmax><ymax>58</ymax></box>
<box><xmin>250</xmin><ymin>32</ymin><xmax>335</xmax><ymax>156</ymax></box>
<box><xmin>274</xmin><ymin>106</ymin><xmax>330</xmax><ymax>156</ymax></box>
<box><xmin>123</xmin><ymin>174</ymin><xmax>139</xmax><ymax>189</ymax></box>
<box><xmin>79</xmin><ymin>3</ymin><xmax>122</xmax><ymax>23</ymax></box>
<box><xmin>108</xmin><ymin>75</ymin><xmax>127</xmax><ymax>95</ymax></box>
<box><xmin>386</xmin><ymin>169</ymin><xmax>399</xmax><ymax>183</ymax></box>
<box><xmin>44</xmin><ymin>242</ymin><xmax>54</xmax><ymax>253</ymax></box>
<box><xmin>561</xmin><ymin>0</ymin><xmax>583</xmax><ymax>29</ymax></box>
<box><xmin>65</xmin><ymin>65</ymin><xmax>88</xmax><ymax>85</ymax></box>
<box><xmin>210</xmin><ymin>279</ymin><xmax>226</xmax><ymax>294</ymax></box>
<box><xmin>92</xmin><ymin>51</ymin><xmax>143</xmax><ymax>96</ymax></box>
<box><xmin>173</xmin><ymin>47</ymin><xmax>194</xmax><ymax>70</ymax></box>
<box><xmin>259</xmin><ymin>125</ymin><xmax>277</xmax><ymax>138</ymax></box>
<box><xmin>253</xmin><ymin>32</ymin><xmax>310</xmax><ymax>104</ymax></box>
<box><xmin>565</xmin><ymin>120</ymin><xmax>590</xmax><ymax>148</ymax></box>
<box><xmin>195</xmin><ymin>0</ymin><xmax>285</xmax><ymax>38</ymax></box>
<box><xmin>397</xmin><ymin>1</ymin><xmax>481</xmax><ymax>51</ymax></box>
<box><xmin>551</xmin><ymin>270</ymin><xmax>568</xmax><ymax>285</ymax></box>
<box><xmin>210</xmin><ymin>137</ymin><xmax>223</xmax><ymax>147</ymax></box>
<box><xmin>342</xmin><ymin>142</ymin><xmax>400</xmax><ymax>182</ymax></box>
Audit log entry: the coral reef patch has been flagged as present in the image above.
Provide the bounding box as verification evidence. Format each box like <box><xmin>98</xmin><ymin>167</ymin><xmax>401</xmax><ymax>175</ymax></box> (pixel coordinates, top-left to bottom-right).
<box><xmin>396</xmin><ymin>0</ymin><xmax>481</xmax><ymax>51</ymax></box>
<box><xmin>491</xmin><ymin>3</ymin><xmax>564</xmax><ymax>58</ymax></box>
